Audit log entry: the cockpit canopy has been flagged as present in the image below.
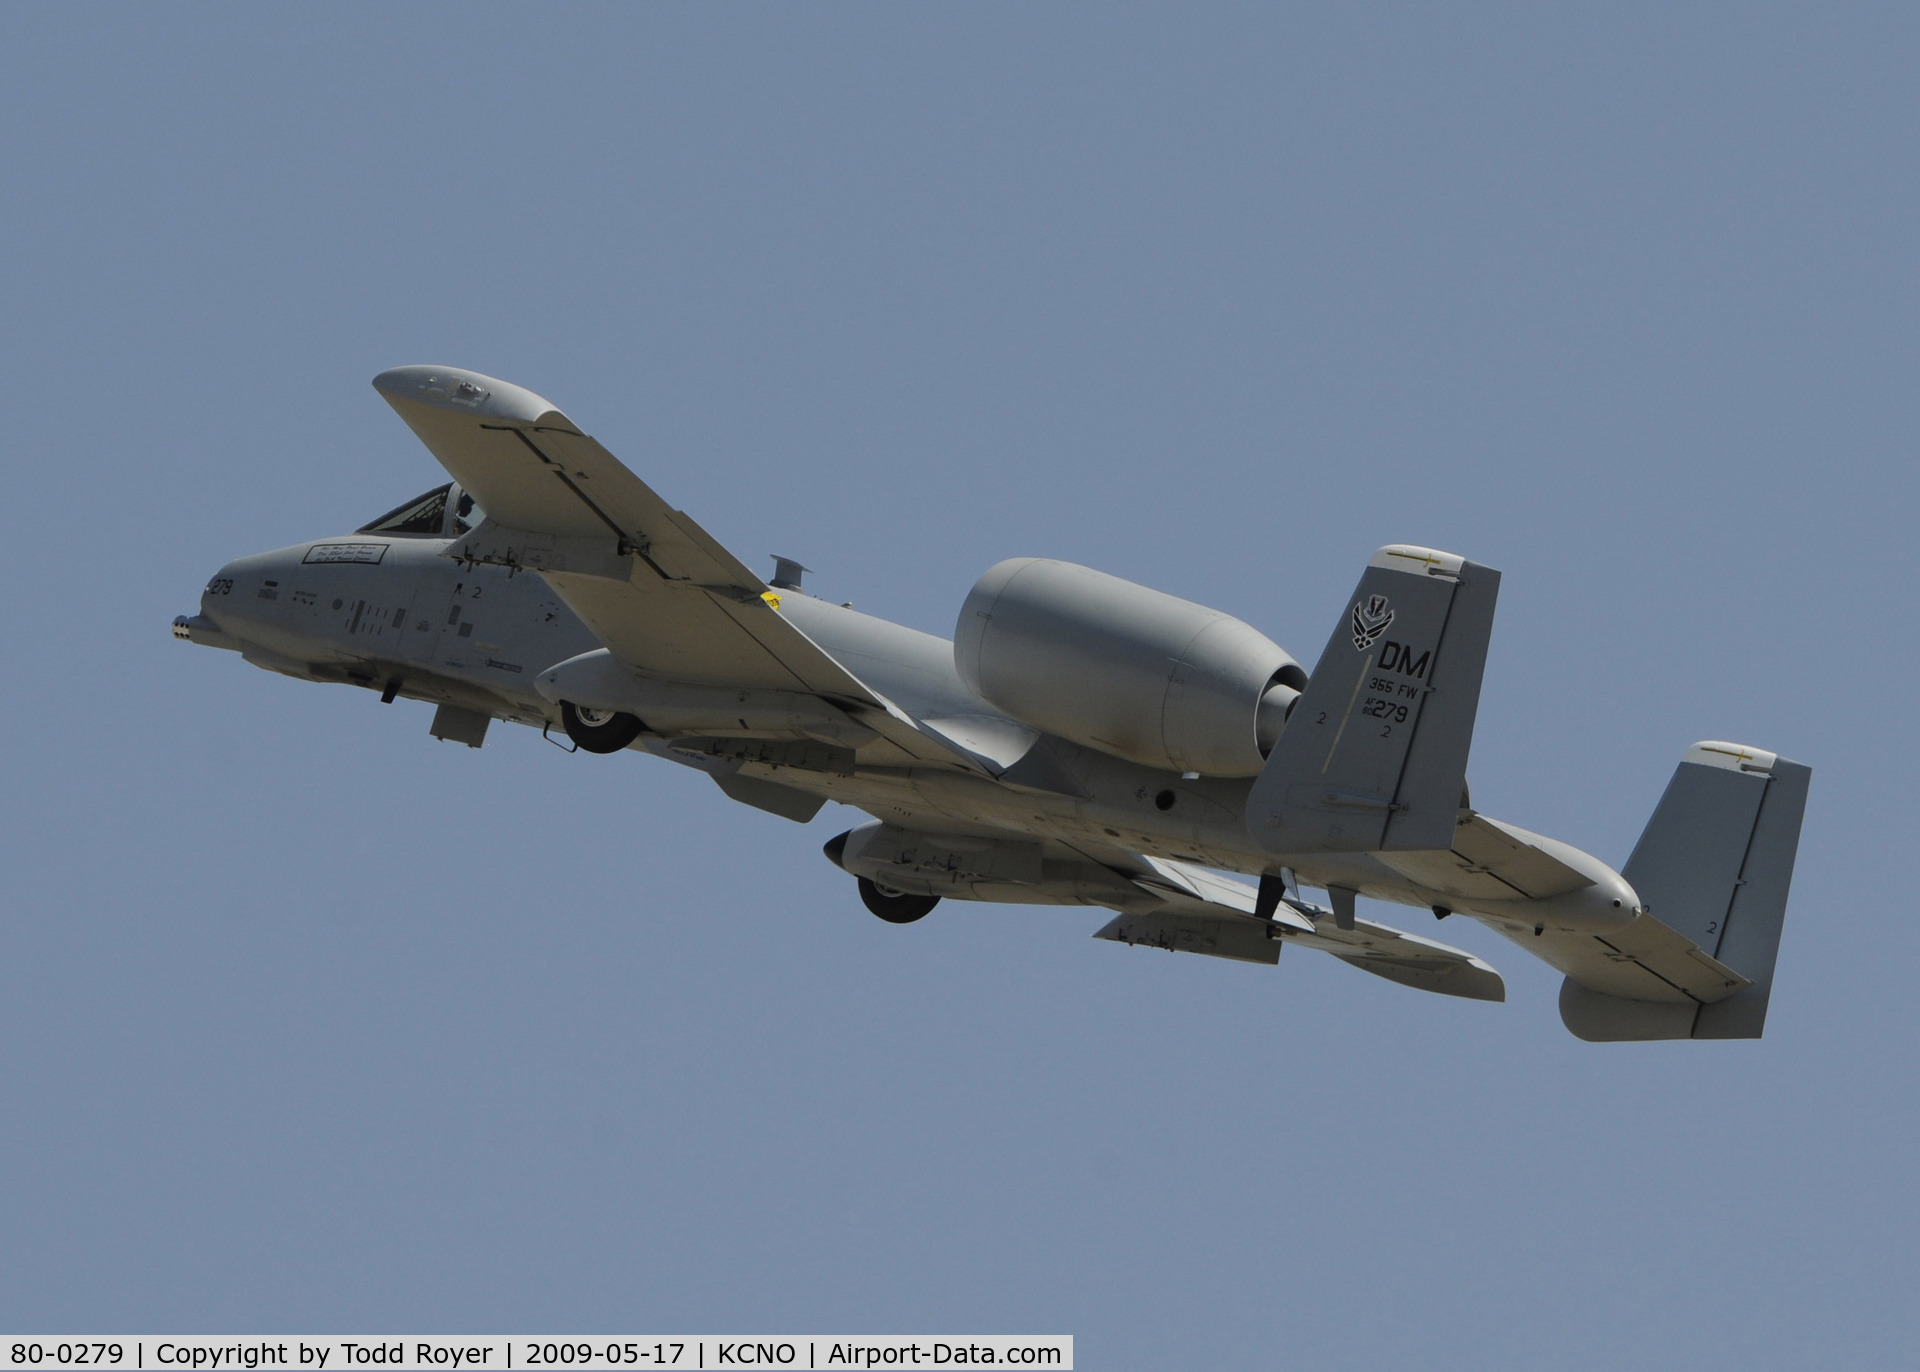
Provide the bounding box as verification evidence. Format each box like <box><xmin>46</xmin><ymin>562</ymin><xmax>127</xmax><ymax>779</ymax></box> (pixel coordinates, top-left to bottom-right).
<box><xmin>356</xmin><ymin>482</ymin><xmax>484</xmax><ymax>538</ymax></box>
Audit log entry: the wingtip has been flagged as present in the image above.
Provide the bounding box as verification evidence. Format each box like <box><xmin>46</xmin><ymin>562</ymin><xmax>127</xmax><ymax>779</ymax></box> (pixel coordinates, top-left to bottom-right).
<box><xmin>371</xmin><ymin>364</ymin><xmax>565</xmax><ymax>427</ymax></box>
<box><xmin>1464</xmin><ymin>963</ymin><xmax>1508</xmax><ymax>1003</ymax></box>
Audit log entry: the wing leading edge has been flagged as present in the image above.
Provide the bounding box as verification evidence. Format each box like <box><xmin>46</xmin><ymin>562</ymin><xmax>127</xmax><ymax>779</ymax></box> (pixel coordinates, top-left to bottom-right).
<box><xmin>372</xmin><ymin>365</ymin><xmax>986</xmax><ymax>773</ymax></box>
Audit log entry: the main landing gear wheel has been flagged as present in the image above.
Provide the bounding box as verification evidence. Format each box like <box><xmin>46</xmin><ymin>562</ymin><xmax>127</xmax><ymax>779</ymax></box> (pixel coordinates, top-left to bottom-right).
<box><xmin>560</xmin><ymin>701</ymin><xmax>644</xmax><ymax>754</ymax></box>
<box><xmin>858</xmin><ymin>877</ymin><xmax>940</xmax><ymax>925</ymax></box>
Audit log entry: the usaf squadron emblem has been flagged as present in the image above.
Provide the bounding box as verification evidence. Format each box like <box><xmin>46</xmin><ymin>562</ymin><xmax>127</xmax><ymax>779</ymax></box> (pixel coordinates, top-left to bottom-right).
<box><xmin>1351</xmin><ymin>594</ymin><xmax>1394</xmax><ymax>651</ymax></box>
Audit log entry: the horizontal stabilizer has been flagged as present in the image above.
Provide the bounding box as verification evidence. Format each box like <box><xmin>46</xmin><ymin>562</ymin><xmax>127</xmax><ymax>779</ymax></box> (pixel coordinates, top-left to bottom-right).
<box><xmin>1571</xmin><ymin>912</ymin><xmax>1752</xmax><ymax>1006</ymax></box>
<box><xmin>1377</xmin><ymin>813</ymin><xmax>1595</xmax><ymax>902</ymax></box>
<box><xmin>1248</xmin><ymin>545</ymin><xmax>1499</xmax><ymax>855</ymax></box>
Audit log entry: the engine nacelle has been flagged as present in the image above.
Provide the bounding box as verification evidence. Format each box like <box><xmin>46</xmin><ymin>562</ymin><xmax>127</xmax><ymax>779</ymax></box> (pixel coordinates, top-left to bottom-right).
<box><xmin>953</xmin><ymin>558</ymin><xmax>1307</xmax><ymax>777</ymax></box>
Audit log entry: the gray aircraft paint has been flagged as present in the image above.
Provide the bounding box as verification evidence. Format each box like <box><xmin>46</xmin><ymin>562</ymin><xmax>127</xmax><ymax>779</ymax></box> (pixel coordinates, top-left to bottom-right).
<box><xmin>176</xmin><ymin>365</ymin><xmax>1811</xmax><ymax>1039</ymax></box>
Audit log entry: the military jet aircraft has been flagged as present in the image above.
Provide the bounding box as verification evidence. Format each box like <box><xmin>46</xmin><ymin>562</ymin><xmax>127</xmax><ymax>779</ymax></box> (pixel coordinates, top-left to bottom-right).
<box><xmin>175</xmin><ymin>366</ymin><xmax>1810</xmax><ymax>1041</ymax></box>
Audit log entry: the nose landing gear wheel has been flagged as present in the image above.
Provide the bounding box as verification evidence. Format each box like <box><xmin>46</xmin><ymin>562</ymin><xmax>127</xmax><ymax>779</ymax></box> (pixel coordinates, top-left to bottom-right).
<box><xmin>560</xmin><ymin>701</ymin><xmax>644</xmax><ymax>754</ymax></box>
<box><xmin>858</xmin><ymin>877</ymin><xmax>940</xmax><ymax>924</ymax></box>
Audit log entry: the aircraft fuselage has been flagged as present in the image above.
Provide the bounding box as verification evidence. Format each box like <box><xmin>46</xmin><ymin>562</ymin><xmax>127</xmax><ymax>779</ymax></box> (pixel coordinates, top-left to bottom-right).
<box><xmin>172</xmin><ymin>363</ymin><xmax>1811</xmax><ymax>1040</ymax></box>
<box><xmin>181</xmin><ymin>529</ymin><xmax>1634</xmax><ymax>946</ymax></box>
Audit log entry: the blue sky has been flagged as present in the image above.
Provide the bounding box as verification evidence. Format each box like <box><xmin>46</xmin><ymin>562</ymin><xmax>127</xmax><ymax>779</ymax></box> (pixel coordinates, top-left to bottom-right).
<box><xmin>2</xmin><ymin>6</ymin><xmax>1914</xmax><ymax>1366</ymax></box>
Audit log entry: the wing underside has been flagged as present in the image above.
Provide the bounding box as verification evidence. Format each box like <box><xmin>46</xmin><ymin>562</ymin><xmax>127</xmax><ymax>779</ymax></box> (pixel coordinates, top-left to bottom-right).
<box><xmin>1095</xmin><ymin>854</ymin><xmax>1506</xmax><ymax>1002</ymax></box>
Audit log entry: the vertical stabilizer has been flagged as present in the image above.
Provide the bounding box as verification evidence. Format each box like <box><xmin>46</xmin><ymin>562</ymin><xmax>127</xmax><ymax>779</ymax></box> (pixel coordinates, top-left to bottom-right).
<box><xmin>1559</xmin><ymin>742</ymin><xmax>1811</xmax><ymax>1041</ymax></box>
<box><xmin>1247</xmin><ymin>545</ymin><xmax>1499</xmax><ymax>854</ymax></box>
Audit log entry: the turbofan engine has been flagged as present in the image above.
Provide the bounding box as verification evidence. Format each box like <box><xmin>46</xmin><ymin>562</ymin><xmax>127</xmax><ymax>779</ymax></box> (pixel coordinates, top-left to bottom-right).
<box><xmin>953</xmin><ymin>558</ymin><xmax>1307</xmax><ymax>777</ymax></box>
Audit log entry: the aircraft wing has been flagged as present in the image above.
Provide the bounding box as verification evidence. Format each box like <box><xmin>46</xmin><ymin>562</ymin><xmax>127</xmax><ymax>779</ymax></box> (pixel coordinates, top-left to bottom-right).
<box><xmin>372</xmin><ymin>365</ymin><xmax>984</xmax><ymax>772</ymax></box>
<box><xmin>1094</xmin><ymin>856</ymin><xmax>1506</xmax><ymax>1002</ymax></box>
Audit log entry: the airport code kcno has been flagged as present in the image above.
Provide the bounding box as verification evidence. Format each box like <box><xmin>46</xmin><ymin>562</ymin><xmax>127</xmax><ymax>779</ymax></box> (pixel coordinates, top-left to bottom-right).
<box><xmin>6</xmin><ymin>1342</ymin><xmax>1070</xmax><ymax>1371</ymax></box>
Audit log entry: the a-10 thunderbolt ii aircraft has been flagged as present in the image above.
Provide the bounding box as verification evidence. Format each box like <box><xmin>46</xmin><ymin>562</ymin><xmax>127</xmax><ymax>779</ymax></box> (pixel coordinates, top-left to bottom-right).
<box><xmin>174</xmin><ymin>366</ymin><xmax>1811</xmax><ymax>1041</ymax></box>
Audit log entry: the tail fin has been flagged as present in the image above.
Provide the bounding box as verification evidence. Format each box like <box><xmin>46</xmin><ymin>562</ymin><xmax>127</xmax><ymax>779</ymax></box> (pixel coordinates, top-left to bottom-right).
<box><xmin>1247</xmin><ymin>545</ymin><xmax>1499</xmax><ymax>854</ymax></box>
<box><xmin>1559</xmin><ymin>742</ymin><xmax>1812</xmax><ymax>1041</ymax></box>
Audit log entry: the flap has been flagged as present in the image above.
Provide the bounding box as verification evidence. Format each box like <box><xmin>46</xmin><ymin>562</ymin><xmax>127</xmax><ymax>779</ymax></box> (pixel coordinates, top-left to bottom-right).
<box><xmin>1093</xmin><ymin>854</ymin><xmax>1505</xmax><ymax>1000</ymax></box>
<box><xmin>1133</xmin><ymin>855</ymin><xmax>1317</xmax><ymax>933</ymax></box>
<box><xmin>1094</xmin><ymin>910</ymin><xmax>1282</xmax><ymax>965</ymax></box>
<box><xmin>1292</xmin><ymin>916</ymin><xmax>1508</xmax><ymax>1003</ymax></box>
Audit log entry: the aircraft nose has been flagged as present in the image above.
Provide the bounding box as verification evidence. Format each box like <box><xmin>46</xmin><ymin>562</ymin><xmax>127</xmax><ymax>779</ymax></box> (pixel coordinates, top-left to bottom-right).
<box><xmin>183</xmin><ymin>549</ymin><xmax>295</xmax><ymax>647</ymax></box>
<box><xmin>200</xmin><ymin>559</ymin><xmax>244</xmax><ymax>613</ymax></box>
<box><xmin>175</xmin><ymin>559</ymin><xmax>249</xmax><ymax>647</ymax></box>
